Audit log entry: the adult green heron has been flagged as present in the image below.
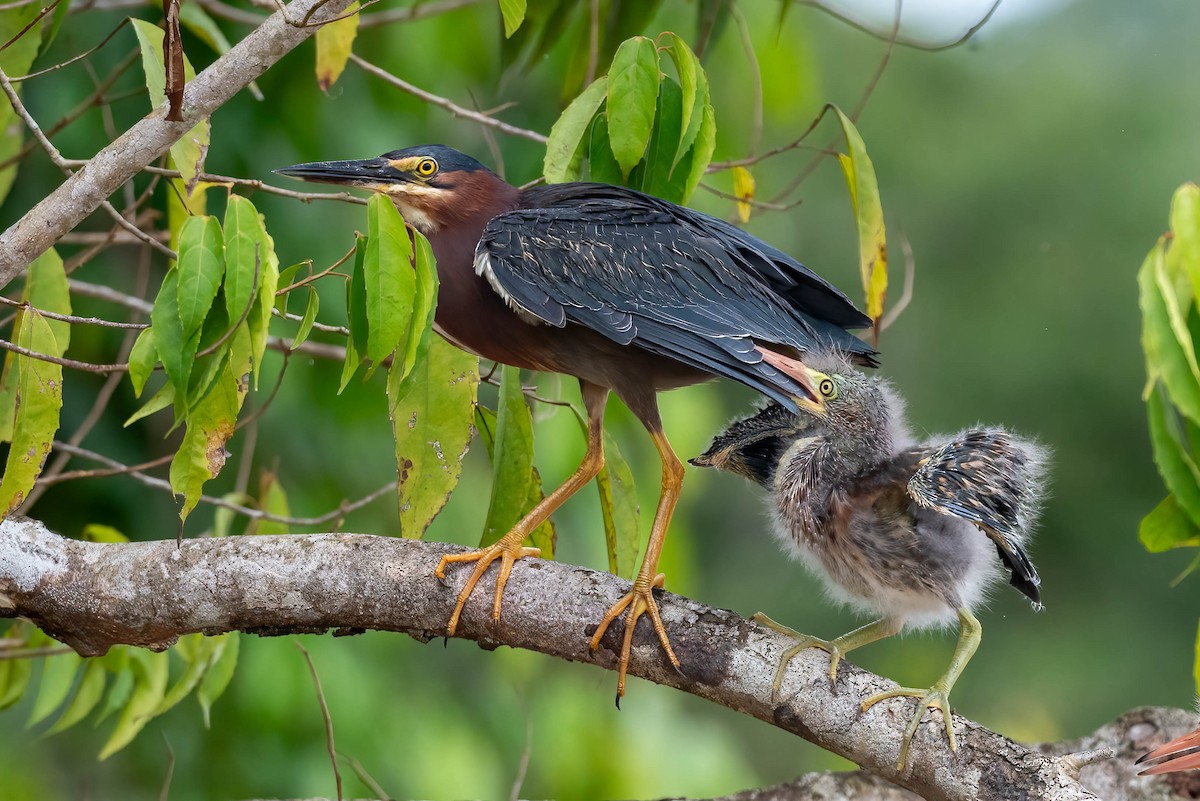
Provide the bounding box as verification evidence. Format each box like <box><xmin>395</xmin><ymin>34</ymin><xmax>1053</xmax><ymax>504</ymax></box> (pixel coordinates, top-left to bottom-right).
<box><xmin>276</xmin><ymin>145</ymin><xmax>875</xmax><ymax>700</ymax></box>
<box><xmin>692</xmin><ymin>357</ymin><xmax>1045</xmax><ymax>769</ymax></box>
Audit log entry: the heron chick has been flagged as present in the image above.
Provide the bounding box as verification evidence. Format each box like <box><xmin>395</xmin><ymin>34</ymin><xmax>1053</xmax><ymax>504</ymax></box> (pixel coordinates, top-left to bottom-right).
<box><xmin>691</xmin><ymin>357</ymin><xmax>1047</xmax><ymax>770</ymax></box>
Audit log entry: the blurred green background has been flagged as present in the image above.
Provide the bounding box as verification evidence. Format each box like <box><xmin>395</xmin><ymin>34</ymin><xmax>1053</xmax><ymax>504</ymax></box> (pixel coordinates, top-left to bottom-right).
<box><xmin>2</xmin><ymin>0</ymin><xmax>1199</xmax><ymax>798</ymax></box>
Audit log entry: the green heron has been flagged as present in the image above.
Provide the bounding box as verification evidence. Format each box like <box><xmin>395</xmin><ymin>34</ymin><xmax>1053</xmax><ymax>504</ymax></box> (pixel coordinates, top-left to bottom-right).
<box><xmin>692</xmin><ymin>356</ymin><xmax>1045</xmax><ymax>769</ymax></box>
<box><xmin>276</xmin><ymin>145</ymin><xmax>875</xmax><ymax>700</ymax></box>
<box><xmin>1138</xmin><ymin>721</ymin><xmax>1200</xmax><ymax>775</ymax></box>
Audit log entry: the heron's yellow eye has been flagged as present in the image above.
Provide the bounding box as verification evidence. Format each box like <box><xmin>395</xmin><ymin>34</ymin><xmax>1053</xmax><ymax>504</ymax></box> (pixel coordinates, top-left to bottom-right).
<box><xmin>818</xmin><ymin>377</ymin><xmax>837</xmax><ymax>399</ymax></box>
<box><xmin>415</xmin><ymin>158</ymin><xmax>438</xmax><ymax>177</ymax></box>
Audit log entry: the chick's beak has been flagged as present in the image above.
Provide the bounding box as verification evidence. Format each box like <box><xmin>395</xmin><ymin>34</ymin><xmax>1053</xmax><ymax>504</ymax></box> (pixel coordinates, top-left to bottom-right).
<box><xmin>794</xmin><ymin>366</ymin><xmax>829</xmax><ymax>417</ymax></box>
<box><xmin>274</xmin><ymin>157</ymin><xmax>408</xmax><ymax>188</ymax></box>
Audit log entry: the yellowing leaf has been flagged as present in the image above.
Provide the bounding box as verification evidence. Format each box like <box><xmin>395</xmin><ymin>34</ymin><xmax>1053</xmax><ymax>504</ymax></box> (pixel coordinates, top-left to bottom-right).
<box><xmin>732</xmin><ymin>166</ymin><xmax>755</xmax><ymax>223</ymax></box>
<box><xmin>497</xmin><ymin>0</ymin><xmax>526</xmax><ymax>37</ymax></box>
<box><xmin>315</xmin><ymin>0</ymin><xmax>359</xmax><ymax>92</ymax></box>
<box><xmin>130</xmin><ymin>19</ymin><xmax>209</xmax><ymax>194</ymax></box>
<box><xmin>169</xmin><ymin>362</ymin><xmax>245</xmax><ymax>523</ymax></box>
<box><xmin>834</xmin><ymin>107</ymin><xmax>887</xmax><ymax>328</ymax></box>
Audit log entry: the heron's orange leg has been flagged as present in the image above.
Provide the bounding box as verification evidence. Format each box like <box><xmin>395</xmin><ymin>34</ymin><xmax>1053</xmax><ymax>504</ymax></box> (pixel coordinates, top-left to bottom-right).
<box><xmin>437</xmin><ymin>383</ymin><xmax>608</xmax><ymax>636</ymax></box>
<box><xmin>589</xmin><ymin>427</ymin><xmax>683</xmax><ymax>701</ymax></box>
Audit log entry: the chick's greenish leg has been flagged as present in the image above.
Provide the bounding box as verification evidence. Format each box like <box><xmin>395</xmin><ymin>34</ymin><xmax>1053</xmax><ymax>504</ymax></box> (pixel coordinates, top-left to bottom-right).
<box><xmin>860</xmin><ymin>607</ymin><xmax>981</xmax><ymax>771</ymax></box>
<box><xmin>751</xmin><ymin>614</ymin><xmax>903</xmax><ymax>698</ymax></box>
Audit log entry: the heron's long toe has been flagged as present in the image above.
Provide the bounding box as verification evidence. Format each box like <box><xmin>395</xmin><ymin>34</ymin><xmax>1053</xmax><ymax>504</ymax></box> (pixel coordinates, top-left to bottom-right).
<box><xmin>589</xmin><ymin>573</ymin><xmax>679</xmax><ymax>703</ymax></box>
<box><xmin>436</xmin><ymin>535</ymin><xmax>541</xmax><ymax>636</ymax></box>
<box><xmin>861</xmin><ymin>683</ymin><xmax>956</xmax><ymax>771</ymax></box>
<box><xmin>751</xmin><ymin>613</ymin><xmax>847</xmax><ymax>698</ymax></box>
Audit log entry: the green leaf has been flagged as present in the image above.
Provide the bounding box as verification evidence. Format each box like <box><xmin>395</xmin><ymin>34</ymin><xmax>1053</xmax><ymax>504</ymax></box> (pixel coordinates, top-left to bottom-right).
<box><xmin>130</xmin><ymin>19</ymin><xmax>209</xmax><ymax>193</ymax></box>
<box><xmin>587</xmin><ymin>113</ymin><xmax>624</xmax><ymax>184</ymax></box>
<box><xmin>834</xmin><ymin>107</ymin><xmax>887</xmax><ymax>327</ymax></box>
<box><xmin>0</xmin><ymin>311</ymin><xmax>64</xmax><ymax>513</ymax></box>
<box><xmin>150</xmin><ymin>267</ymin><xmax>198</xmax><ymax>397</ymax></box>
<box><xmin>47</xmin><ymin>660</ymin><xmax>107</xmax><ymax>734</ymax></box>
<box><xmin>544</xmin><ymin>75</ymin><xmax>609</xmax><ymax>183</ymax></box>
<box><xmin>248</xmin><ymin>228</ymin><xmax>279</xmax><ymax>388</ymax></box>
<box><xmin>682</xmin><ymin>102</ymin><xmax>716</xmax><ymax>204</ymax></box>
<box><xmin>597</xmin><ymin>429</ymin><xmax>640</xmax><ymax>577</ymax></box>
<box><xmin>274</xmin><ymin>261</ymin><xmax>306</xmax><ymax>315</ymax></box>
<box><xmin>95</xmin><ymin>651</ymin><xmax>132</xmax><ymax>724</ymax></box>
<box><xmin>480</xmin><ymin>366</ymin><xmax>535</xmax><ymax>546</ymax></box>
<box><xmin>631</xmin><ymin>77</ymin><xmax>687</xmax><ymax>203</ymax></box>
<box><xmin>365</xmin><ymin>195</ymin><xmax>415</xmax><ymax>366</ymax></box>
<box><xmin>81</xmin><ymin>524</ymin><xmax>128</xmax><ymax>543</ymax></box>
<box><xmin>1140</xmin><ymin>494</ymin><xmax>1200</xmax><ymax>553</ymax></box>
<box><xmin>124</xmin><ymin>382</ymin><xmax>175</xmax><ymax>428</ymax></box>
<box><xmin>197</xmin><ymin>633</ymin><xmax>238</xmax><ymax>728</ymax></box>
<box><xmin>29</xmin><ymin>650</ymin><xmax>82</xmax><ymax>727</ymax></box>
<box><xmin>24</xmin><ymin>248</ymin><xmax>71</xmax><ymax>348</ymax></box>
<box><xmin>606</xmin><ymin>36</ymin><xmax>659</xmax><ymax>177</ymax></box>
<box><xmin>169</xmin><ymin>363</ymin><xmax>245</xmax><ymax>523</ymax></box>
<box><xmin>250</xmin><ymin>472</ymin><xmax>290</xmax><ymax>536</ymax></box>
<box><xmin>292</xmin><ymin>287</ymin><xmax>320</xmax><ymax>349</ymax></box>
<box><xmin>1141</xmin><ymin>239</ymin><xmax>1200</xmax><ymax>423</ymax></box>
<box><xmin>1147</xmin><ymin>384</ymin><xmax>1200</xmax><ymax>528</ymax></box>
<box><xmin>498</xmin><ymin>0</ymin><xmax>526</xmax><ymax>37</ymax></box>
<box><xmin>662</xmin><ymin>32</ymin><xmax>707</xmax><ymax>171</ymax></box>
<box><xmin>155</xmin><ymin>634</ymin><xmax>212</xmax><ymax>716</ymax></box>
<box><xmin>347</xmin><ymin>234</ymin><xmax>370</xmax><ymax>361</ymax></box>
<box><xmin>388</xmin><ymin>335</ymin><xmax>479</xmax><ymax>538</ymax></box>
<box><xmin>99</xmin><ymin>649</ymin><xmax>168</xmax><ymax>760</ymax></box>
<box><xmin>127</xmin><ymin>328</ymin><xmax>158</xmax><ymax>398</ymax></box>
<box><xmin>176</xmin><ymin>215</ymin><xmax>226</xmax><ymax>340</ymax></box>
<box><xmin>315</xmin><ymin>0</ymin><xmax>359</xmax><ymax>91</ymax></box>
<box><xmin>222</xmin><ymin>195</ymin><xmax>262</xmax><ymax>324</ymax></box>
<box><xmin>1166</xmin><ymin>183</ymin><xmax>1200</xmax><ymax>302</ymax></box>
<box><xmin>475</xmin><ymin>404</ymin><xmax>554</xmax><ymax>555</ymax></box>
<box><xmin>0</xmin><ymin>653</ymin><xmax>33</xmax><ymax>710</ymax></box>
<box><xmin>0</xmin><ymin>0</ymin><xmax>47</xmax><ymax>206</ymax></box>
<box><xmin>394</xmin><ymin>230</ymin><xmax>439</xmax><ymax>385</ymax></box>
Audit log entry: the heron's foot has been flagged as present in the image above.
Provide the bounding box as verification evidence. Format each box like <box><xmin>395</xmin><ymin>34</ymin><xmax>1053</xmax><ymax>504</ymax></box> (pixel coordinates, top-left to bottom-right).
<box><xmin>435</xmin><ymin>536</ymin><xmax>541</xmax><ymax>637</ymax></box>
<box><xmin>588</xmin><ymin>573</ymin><xmax>679</xmax><ymax>703</ymax></box>
<box><xmin>750</xmin><ymin>612</ymin><xmax>846</xmax><ymax>698</ymax></box>
<box><xmin>861</xmin><ymin>681</ymin><xmax>956</xmax><ymax>771</ymax></box>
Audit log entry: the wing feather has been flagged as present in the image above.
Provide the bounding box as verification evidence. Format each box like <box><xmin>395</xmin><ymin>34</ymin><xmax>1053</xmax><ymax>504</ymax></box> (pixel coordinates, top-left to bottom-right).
<box><xmin>478</xmin><ymin>184</ymin><xmax>875</xmax><ymax>409</ymax></box>
<box><xmin>906</xmin><ymin>429</ymin><xmax>1047</xmax><ymax>605</ymax></box>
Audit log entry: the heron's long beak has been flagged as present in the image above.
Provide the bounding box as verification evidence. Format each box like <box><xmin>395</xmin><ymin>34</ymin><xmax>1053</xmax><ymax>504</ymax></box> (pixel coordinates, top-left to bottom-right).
<box><xmin>274</xmin><ymin>158</ymin><xmax>407</xmax><ymax>187</ymax></box>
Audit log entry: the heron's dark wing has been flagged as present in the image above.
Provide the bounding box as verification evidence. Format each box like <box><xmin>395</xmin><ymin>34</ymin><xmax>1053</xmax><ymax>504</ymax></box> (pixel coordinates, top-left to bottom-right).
<box><xmin>906</xmin><ymin>430</ymin><xmax>1043</xmax><ymax>604</ymax></box>
<box><xmin>478</xmin><ymin>183</ymin><xmax>875</xmax><ymax>409</ymax></box>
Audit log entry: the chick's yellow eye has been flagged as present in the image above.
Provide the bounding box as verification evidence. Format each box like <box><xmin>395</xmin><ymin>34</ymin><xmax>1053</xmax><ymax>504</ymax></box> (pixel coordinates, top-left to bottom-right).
<box><xmin>818</xmin><ymin>378</ymin><xmax>837</xmax><ymax>399</ymax></box>
<box><xmin>416</xmin><ymin>158</ymin><xmax>438</xmax><ymax>177</ymax></box>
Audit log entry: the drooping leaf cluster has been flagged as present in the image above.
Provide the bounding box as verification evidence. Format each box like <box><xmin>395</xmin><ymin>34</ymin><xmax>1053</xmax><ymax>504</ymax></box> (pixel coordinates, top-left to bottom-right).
<box><xmin>1137</xmin><ymin>183</ymin><xmax>1200</xmax><ymax>689</ymax></box>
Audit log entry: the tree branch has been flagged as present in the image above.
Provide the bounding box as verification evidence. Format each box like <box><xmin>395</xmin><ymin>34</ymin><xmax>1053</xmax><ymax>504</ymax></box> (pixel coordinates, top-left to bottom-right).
<box><xmin>0</xmin><ymin>0</ymin><xmax>357</xmax><ymax>287</ymax></box>
<box><xmin>0</xmin><ymin>517</ymin><xmax>1099</xmax><ymax>801</ymax></box>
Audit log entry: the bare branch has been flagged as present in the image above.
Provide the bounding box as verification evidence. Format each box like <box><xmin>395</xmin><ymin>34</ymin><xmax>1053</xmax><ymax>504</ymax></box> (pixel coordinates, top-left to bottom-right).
<box><xmin>0</xmin><ymin>517</ymin><xmax>1098</xmax><ymax>801</ymax></box>
<box><xmin>0</xmin><ymin>0</ymin><xmax>359</xmax><ymax>287</ymax></box>
<box><xmin>348</xmin><ymin>54</ymin><xmax>548</xmax><ymax>144</ymax></box>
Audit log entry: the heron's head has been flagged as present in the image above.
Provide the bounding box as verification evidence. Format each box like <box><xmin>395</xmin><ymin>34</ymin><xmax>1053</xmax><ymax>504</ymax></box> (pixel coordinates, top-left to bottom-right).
<box><xmin>275</xmin><ymin>145</ymin><xmax>510</xmax><ymax>234</ymax></box>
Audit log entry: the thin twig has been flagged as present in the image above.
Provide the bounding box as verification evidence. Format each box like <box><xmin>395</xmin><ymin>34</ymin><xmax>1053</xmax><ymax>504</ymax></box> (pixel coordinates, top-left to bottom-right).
<box><xmin>48</xmin><ymin>441</ymin><xmax>397</xmax><ymax>526</ymax></box>
<box><xmin>0</xmin><ymin>645</ymin><xmax>75</xmax><ymax>660</ymax></box>
<box><xmin>730</xmin><ymin>4</ymin><xmax>763</xmax><ymax>157</ymax></box>
<box><xmin>879</xmin><ymin>233</ymin><xmax>915</xmax><ymax>333</ymax></box>
<box><xmin>348</xmin><ymin>54</ymin><xmax>548</xmax><ymax>143</ymax></box>
<box><xmin>158</xmin><ymin>739</ymin><xmax>176</xmax><ymax>801</ymax></box>
<box><xmin>0</xmin><ymin>65</ymin><xmax>177</xmax><ymax>260</ymax></box>
<box><xmin>358</xmin><ymin>0</ymin><xmax>481</xmax><ymax>27</ymax></box>
<box><xmin>585</xmin><ymin>0</ymin><xmax>600</xmax><ymax>87</ymax></box>
<box><xmin>8</xmin><ymin>18</ymin><xmax>130</xmax><ymax>81</ymax></box>
<box><xmin>800</xmin><ymin>0</ymin><xmax>1001</xmax><ymax>52</ymax></box>
<box><xmin>0</xmin><ymin>296</ymin><xmax>148</xmax><ymax>329</ymax></box>
<box><xmin>0</xmin><ymin>337</ymin><xmax>128</xmax><ymax>373</ymax></box>
<box><xmin>295</xmin><ymin>642</ymin><xmax>343</xmax><ymax>801</ymax></box>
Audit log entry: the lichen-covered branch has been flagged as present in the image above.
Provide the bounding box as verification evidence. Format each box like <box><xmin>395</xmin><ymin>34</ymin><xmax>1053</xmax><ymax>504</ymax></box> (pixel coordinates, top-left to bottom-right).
<box><xmin>0</xmin><ymin>517</ymin><xmax>1098</xmax><ymax>801</ymax></box>
<box><xmin>0</xmin><ymin>0</ymin><xmax>356</xmax><ymax>287</ymax></box>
